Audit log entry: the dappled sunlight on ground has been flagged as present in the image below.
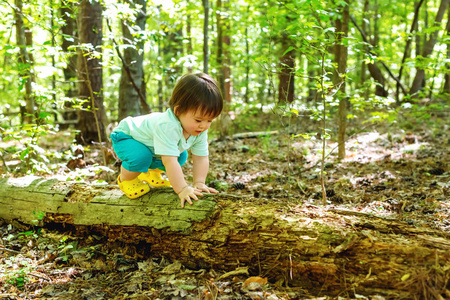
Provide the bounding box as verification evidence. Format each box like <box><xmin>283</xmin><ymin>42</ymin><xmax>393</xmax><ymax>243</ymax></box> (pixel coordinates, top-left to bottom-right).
<box><xmin>0</xmin><ymin>115</ymin><xmax>449</xmax><ymax>299</ymax></box>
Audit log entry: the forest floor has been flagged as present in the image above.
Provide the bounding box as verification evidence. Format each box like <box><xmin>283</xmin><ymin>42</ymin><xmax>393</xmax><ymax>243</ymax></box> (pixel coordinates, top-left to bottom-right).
<box><xmin>0</xmin><ymin>111</ymin><xmax>449</xmax><ymax>299</ymax></box>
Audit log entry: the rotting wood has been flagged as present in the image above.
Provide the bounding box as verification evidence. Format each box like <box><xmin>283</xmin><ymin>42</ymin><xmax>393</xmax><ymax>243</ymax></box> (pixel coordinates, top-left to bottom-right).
<box><xmin>212</xmin><ymin>130</ymin><xmax>279</xmax><ymax>141</ymax></box>
<box><xmin>0</xmin><ymin>175</ymin><xmax>449</xmax><ymax>297</ymax></box>
<box><xmin>0</xmin><ymin>175</ymin><xmax>216</xmax><ymax>232</ymax></box>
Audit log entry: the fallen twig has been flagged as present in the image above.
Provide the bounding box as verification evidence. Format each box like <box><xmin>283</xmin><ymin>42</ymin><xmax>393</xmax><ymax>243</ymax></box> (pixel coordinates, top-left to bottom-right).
<box><xmin>0</xmin><ymin>246</ymin><xmax>20</xmax><ymax>254</ymax></box>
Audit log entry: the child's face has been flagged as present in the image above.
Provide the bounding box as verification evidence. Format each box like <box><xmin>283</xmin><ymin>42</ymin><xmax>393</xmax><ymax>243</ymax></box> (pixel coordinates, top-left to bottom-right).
<box><xmin>177</xmin><ymin>109</ymin><xmax>215</xmax><ymax>137</ymax></box>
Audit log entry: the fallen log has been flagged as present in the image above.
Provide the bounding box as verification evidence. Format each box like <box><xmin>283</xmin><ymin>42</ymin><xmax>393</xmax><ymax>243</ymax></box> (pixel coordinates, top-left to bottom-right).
<box><xmin>0</xmin><ymin>176</ymin><xmax>449</xmax><ymax>298</ymax></box>
<box><xmin>212</xmin><ymin>130</ymin><xmax>279</xmax><ymax>141</ymax></box>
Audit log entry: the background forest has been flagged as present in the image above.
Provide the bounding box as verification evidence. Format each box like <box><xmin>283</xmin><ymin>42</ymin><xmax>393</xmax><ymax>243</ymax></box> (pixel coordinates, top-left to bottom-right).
<box><xmin>0</xmin><ymin>0</ymin><xmax>449</xmax><ymax>173</ymax></box>
<box><xmin>0</xmin><ymin>0</ymin><xmax>450</xmax><ymax>299</ymax></box>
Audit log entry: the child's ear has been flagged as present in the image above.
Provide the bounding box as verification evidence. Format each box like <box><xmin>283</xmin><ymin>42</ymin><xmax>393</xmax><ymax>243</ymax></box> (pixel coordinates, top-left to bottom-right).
<box><xmin>173</xmin><ymin>106</ymin><xmax>179</xmax><ymax>116</ymax></box>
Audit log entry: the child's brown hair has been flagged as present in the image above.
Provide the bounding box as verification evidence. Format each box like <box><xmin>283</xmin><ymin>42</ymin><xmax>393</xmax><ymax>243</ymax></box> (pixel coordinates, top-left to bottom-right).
<box><xmin>169</xmin><ymin>73</ymin><xmax>223</xmax><ymax>118</ymax></box>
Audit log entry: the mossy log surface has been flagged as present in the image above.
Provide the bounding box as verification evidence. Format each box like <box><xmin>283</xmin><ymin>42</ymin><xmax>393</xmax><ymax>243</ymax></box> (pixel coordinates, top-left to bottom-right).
<box><xmin>0</xmin><ymin>176</ymin><xmax>449</xmax><ymax>297</ymax></box>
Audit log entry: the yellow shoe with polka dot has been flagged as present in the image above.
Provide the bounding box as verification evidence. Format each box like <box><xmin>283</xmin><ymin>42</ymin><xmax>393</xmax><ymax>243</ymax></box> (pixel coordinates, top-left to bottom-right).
<box><xmin>117</xmin><ymin>176</ymin><xmax>150</xmax><ymax>199</ymax></box>
<box><xmin>138</xmin><ymin>169</ymin><xmax>172</xmax><ymax>188</ymax></box>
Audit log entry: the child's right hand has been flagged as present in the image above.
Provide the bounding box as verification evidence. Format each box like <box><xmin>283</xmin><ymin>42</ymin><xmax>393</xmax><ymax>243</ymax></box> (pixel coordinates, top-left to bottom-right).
<box><xmin>177</xmin><ymin>186</ymin><xmax>203</xmax><ymax>208</ymax></box>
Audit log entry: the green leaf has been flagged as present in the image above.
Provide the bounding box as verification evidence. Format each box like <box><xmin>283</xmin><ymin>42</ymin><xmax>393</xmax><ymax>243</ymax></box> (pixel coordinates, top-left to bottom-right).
<box><xmin>283</xmin><ymin>46</ymin><xmax>296</xmax><ymax>56</ymax></box>
<box><xmin>423</xmin><ymin>26</ymin><xmax>443</xmax><ymax>34</ymax></box>
<box><xmin>290</xmin><ymin>108</ymin><xmax>299</xmax><ymax>115</ymax></box>
<box><xmin>19</xmin><ymin>231</ymin><xmax>34</xmax><ymax>236</ymax></box>
<box><xmin>62</xmin><ymin>34</ymin><xmax>74</xmax><ymax>42</ymax></box>
<box><xmin>33</xmin><ymin>211</ymin><xmax>45</xmax><ymax>220</ymax></box>
<box><xmin>39</xmin><ymin>112</ymin><xmax>53</xmax><ymax>119</ymax></box>
<box><xmin>19</xmin><ymin>149</ymin><xmax>30</xmax><ymax>160</ymax></box>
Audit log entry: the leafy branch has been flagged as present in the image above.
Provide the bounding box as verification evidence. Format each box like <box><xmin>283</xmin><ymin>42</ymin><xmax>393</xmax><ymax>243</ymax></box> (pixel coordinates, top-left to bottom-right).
<box><xmin>105</xmin><ymin>18</ymin><xmax>151</xmax><ymax>114</ymax></box>
<box><xmin>80</xmin><ymin>49</ymin><xmax>107</xmax><ymax>169</ymax></box>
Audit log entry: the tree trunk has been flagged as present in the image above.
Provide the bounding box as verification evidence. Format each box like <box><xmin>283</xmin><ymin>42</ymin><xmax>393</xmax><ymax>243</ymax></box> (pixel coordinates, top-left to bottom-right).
<box><xmin>216</xmin><ymin>0</ymin><xmax>224</xmax><ymax>94</ymax></box>
<box><xmin>367</xmin><ymin>64</ymin><xmax>389</xmax><ymax>97</ymax></box>
<box><xmin>76</xmin><ymin>0</ymin><xmax>107</xmax><ymax>144</ymax></box>
<box><xmin>396</xmin><ymin>0</ymin><xmax>425</xmax><ymax>103</ymax></box>
<box><xmin>424</xmin><ymin>0</ymin><xmax>429</xmax><ymax>50</ymax></box>
<box><xmin>371</xmin><ymin>0</ymin><xmax>389</xmax><ymax>97</ymax></box>
<box><xmin>373</xmin><ymin>0</ymin><xmax>379</xmax><ymax>47</ymax></box>
<box><xmin>118</xmin><ymin>0</ymin><xmax>147</xmax><ymax>121</ymax></box>
<box><xmin>334</xmin><ymin>0</ymin><xmax>349</xmax><ymax>161</ymax></box>
<box><xmin>14</xmin><ymin>0</ymin><xmax>34</xmax><ymax>124</ymax></box>
<box><xmin>186</xmin><ymin>0</ymin><xmax>193</xmax><ymax>73</ymax></box>
<box><xmin>168</xmin><ymin>27</ymin><xmax>184</xmax><ymax>77</ymax></box>
<box><xmin>350</xmin><ymin>16</ymin><xmax>389</xmax><ymax>97</ymax></box>
<box><xmin>203</xmin><ymin>0</ymin><xmax>210</xmax><ymax>73</ymax></box>
<box><xmin>216</xmin><ymin>0</ymin><xmax>232</xmax><ymax>138</ymax></box>
<box><xmin>306</xmin><ymin>61</ymin><xmax>317</xmax><ymax>102</ymax></box>
<box><xmin>157</xmin><ymin>39</ymin><xmax>164</xmax><ymax>110</ymax></box>
<box><xmin>216</xmin><ymin>0</ymin><xmax>231</xmax><ymax>104</ymax></box>
<box><xmin>444</xmin><ymin>5</ymin><xmax>450</xmax><ymax>93</ymax></box>
<box><xmin>244</xmin><ymin>7</ymin><xmax>250</xmax><ymax>103</ymax></box>
<box><xmin>415</xmin><ymin>2</ymin><xmax>422</xmax><ymax>62</ymax></box>
<box><xmin>222</xmin><ymin>0</ymin><xmax>231</xmax><ymax>105</ymax></box>
<box><xmin>50</xmin><ymin>1</ymin><xmax>57</xmax><ymax>122</ymax></box>
<box><xmin>61</xmin><ymin>1</ymin><xmax>79</xmax><ymax>126</ymax></box>
<box><xmin>278</xmin><ymin>37</ymin><xmax>295</xmax><ymax>103</ymax></box>
<box><xmin>360</xmin><ymin>0</ymin><xmax>369</xmax><ymax>100</ymax></box>
<box><xmin>0</xmin><ymin>176</ymin><xmax>449</xmax><ymax>298</ymax></box>
<box><xmin>410</xmin><ymin>0</ymin><xmax>450</xmax><ymax>95</ymax></box>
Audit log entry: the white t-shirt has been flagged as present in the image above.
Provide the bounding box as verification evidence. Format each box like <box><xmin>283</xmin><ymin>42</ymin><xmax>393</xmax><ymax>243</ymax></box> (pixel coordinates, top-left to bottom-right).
<box><xmin>113</xmin><ymin>109</ymin><xmax>209</xmax><ymax>157</ymax></box>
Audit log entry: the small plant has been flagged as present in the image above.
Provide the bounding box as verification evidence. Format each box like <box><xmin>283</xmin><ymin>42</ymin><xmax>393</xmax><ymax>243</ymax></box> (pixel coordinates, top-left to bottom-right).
<box><xmin>18</xmin><ymin>211</ymin><xmax>45</xmax><ymax>239</ymax></box>
<box><xmin>3</xmin><ymin>258</ymin><xmax>33</xmax><ymax>289</ymax></box>
<box><xmin>31</xmin><ymin>210</ymin><xmax>45</xmax><ymax>225</ymax></box>
<box><xmin>1</xmin><ymin>123</ymin><xmax>62</xmax><ymax>174</ymax></box>
<box><xmin>6</xmin><ymin>266</ymin><xmax>29</xmax><ymax>288</ymax></box>
<box><xmin>58</xmin><ymin>236</ymin><xmax>78</xmax><ymax>262</ymax></box>
<box><xmin>210</xmin><ymin>180</ymin><xmax>228</xmax><ymax>192</ymax></box>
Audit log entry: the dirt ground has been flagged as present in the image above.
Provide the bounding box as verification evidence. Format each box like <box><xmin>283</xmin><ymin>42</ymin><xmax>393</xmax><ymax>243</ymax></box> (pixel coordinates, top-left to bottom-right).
<box><xmin>0</xmin><ymin>112</ymin><xmax>449</xmax><ymax>299</ymax></box>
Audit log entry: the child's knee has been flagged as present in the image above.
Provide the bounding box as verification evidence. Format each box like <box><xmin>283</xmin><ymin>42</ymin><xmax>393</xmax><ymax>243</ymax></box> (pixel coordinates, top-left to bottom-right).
<box><xmin>178</xmin><ymin>151</ymin><xmax>188</xmax><ymax>166</ymax></box>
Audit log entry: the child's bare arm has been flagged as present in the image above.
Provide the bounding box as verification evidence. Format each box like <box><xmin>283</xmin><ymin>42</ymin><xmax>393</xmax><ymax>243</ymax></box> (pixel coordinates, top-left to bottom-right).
<box><xmin>162</xmin><ymin>155</ymin><xmax>202</xmax><ymax>207</ymax></box>
<box><xmin>192</xmin><ymin>155</ymin><xmax>218</xmax><ymax>194</ymax></box>
<box><xmin>162</xmin><ymin>155</ymin><xmax>187</xmax><ymax>193</ymax></box>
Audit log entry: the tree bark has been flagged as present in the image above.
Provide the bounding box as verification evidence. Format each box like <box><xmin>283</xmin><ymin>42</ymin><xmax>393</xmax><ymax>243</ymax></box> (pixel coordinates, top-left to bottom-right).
<box><xmin>76</xmin><ymin>0</ymin><xmax>107</xmax><ymax>144</ymax></box>
<box><xmin>444</xmin><ymin>5</ymin><xmax>450</xmax><ymax>93</ymax></box>
<box><xmin>350</xmin><ymin>15</ymin><xmax>388</xmax><ymax>96</ymax></box>
<box><xmin>157</xmin><ymin>38</ymin><xmax>164</xmax><ymax>109</ymax></box>
<box><xmin>118</xmin><ymin>0</ymin><xmax>148</xmax><ymax>121</ymax></box>
<box><xmin>216</xmin><ymin>0</ymin><xmax>224</xmax><ymax>94</ymax></box>
<box><xmin>216</xmin><ymin>0</ymin><xmax>231</xmax><ymax>104</ymax></box>
<box><xmin>396</xmin><ymin>0</ymin><xmax>425</xmax><ymax>103</ymax></box>
<box><xmin>61</xmin><ymin>0</ymin><xmax>79</xmax><ymax>126</ymax></box>
<box><xmin>1</xmin><ymin>176</ymin><xmax>449</xmax><ymax>297</ymax></box>
<box><xmin>278</xmin><ymin>37</ymin><xmax>295</xmax><ymax>103</ymax></box>
<box><xmin>203</xmin><ymin>0</ymin><xmax>210</xmax><ymax>73</ymax></box>
<box><xmin>14</xmin><ymin>0</ymin><xmax>34</xmax><ymax>124</ymax></box>
<box><xmin>410</xmin><ymin>0</ymin><xmax>450</xmax><ymax>95</ymax></box>
<box><xmin>334</xmin><ymin>0</ymin><xmax>349</xmax><ymax>161</ymax></box>
<box><xmin>169</xmin><ymin>27</ymin><xmax>184</xmax><ymax>76</ymax></box>
<box><xmin>373</xmin><ymin>0</ymin><xmax>379</xmax><ymax>46</ymax></box>
<box><xmin>244</xmin><ymin>3</ymin><xmax>250</xmax><ymax>103</ymax></box>
<box><xmin>350</xmin><ymin>15</ymin><xmax>406</xmax><ymax>97</ymax></box>
<box><xmin>222</xmin><ymin>0</ymin><xmax>231</xmax><ymax>105</ymax></box>
<box><xmin>360</xmin><ymin>0</ymin><xmax>369</xmax><ymax>100</ymax></box>
<box><xmin>186</xmin><ymin>0</ymin><xmax>193</xmax><ymax>73</ymax></box>
<box><xmin>415</xmin><ymin>2</ymin><xmax>422</xmax><ymax>63</ymax></box>
<box><xmin>216</xmin><ymin>0</ymin><xmax>232</xmax><ymax>138</ymax></box>
<box><xmin>306</xmin><ymin>60</ymin><xmax>317</xmax><ymax>102</ymax></box>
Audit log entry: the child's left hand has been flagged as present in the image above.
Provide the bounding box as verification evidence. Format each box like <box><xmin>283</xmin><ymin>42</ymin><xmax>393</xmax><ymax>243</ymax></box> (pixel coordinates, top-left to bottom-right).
<box><xmin>194</xmin><ymin>182</ymin><xmax>219</xmax><ymax>194</ymax></box>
